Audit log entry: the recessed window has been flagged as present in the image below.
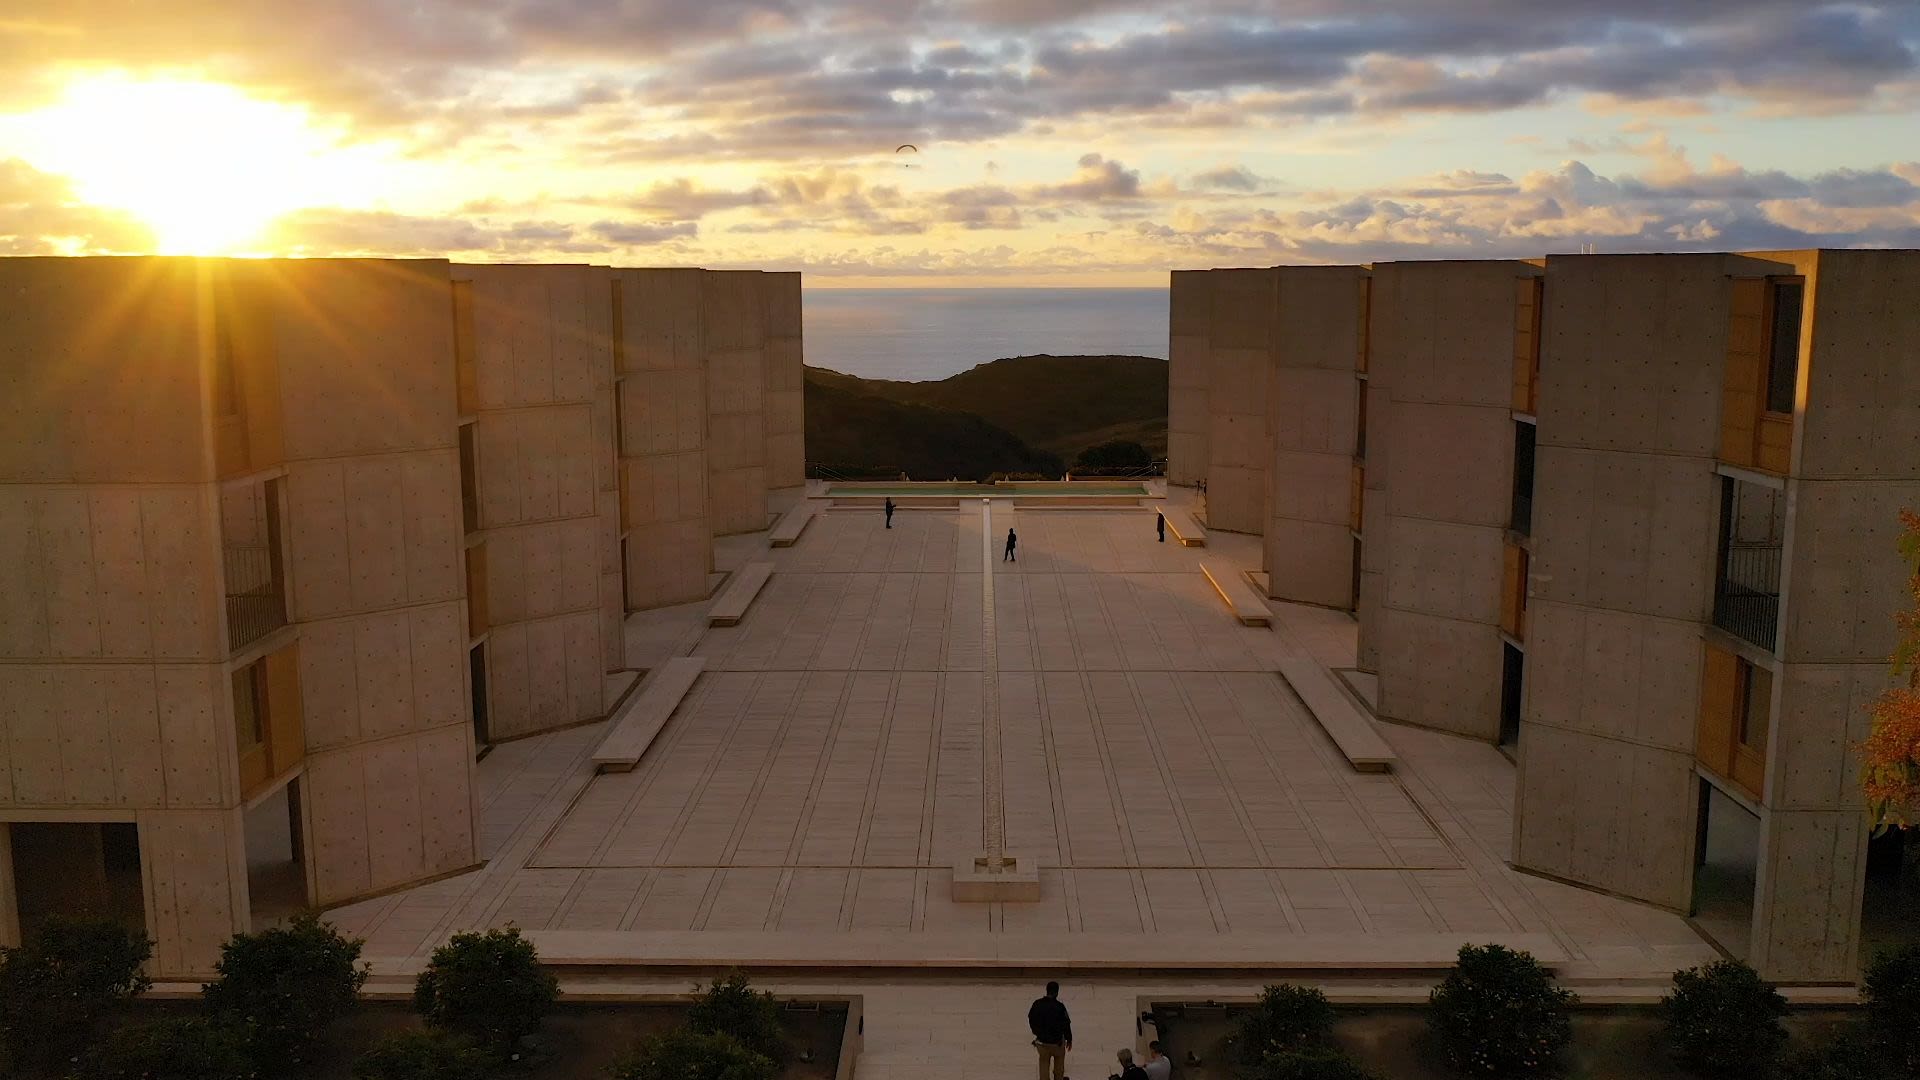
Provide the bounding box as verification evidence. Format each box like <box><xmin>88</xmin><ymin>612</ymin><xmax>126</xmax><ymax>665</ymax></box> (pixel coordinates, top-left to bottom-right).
<box><xmin>1736</xmin><ymin>661</ymin><xmax>1772</xmax><ymax>750</ymax></box>
<box><xmin>1764</xmin><ymin>281</ymin><xmax>1803</xmax><ymax>415</ymax></box>
<box><xmin>232</xmin><ymin>662</ymin><xmax>266</xmax><ymax>751</ymax></box>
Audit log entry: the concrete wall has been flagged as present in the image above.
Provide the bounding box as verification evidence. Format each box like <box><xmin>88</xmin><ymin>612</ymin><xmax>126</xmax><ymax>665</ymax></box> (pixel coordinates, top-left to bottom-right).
<box><xmin>1360</xmin><ymin>260</ymin><xmax>1534</xmax><ymax>739</ymax></box>
<box><xmin>0</xmin><ymin>258</ymin><xmax>249</xmax><ymax>969</ymax></box>
<box><xmin>1512</xmin><ymin>253</ymin><xmax>1736</xmax><ymax>912</ymax></box>
<box><xmin>1749</xmin><ymin>249</ymin><xmax>1920</xmax><ymax>980</ymax></box>
<box><xmin>454</xmin><ymin>264</ymin><xmax>611</xmax><ymax>739</ymax></box>
<box><xmin>1265</xmin><ymin>266</ymin><xmax>1366</xmax><ymax>608</ymax></box>
<box><xmin>272</xmin><ymin>259</ymin><xmax>476</xmax><ymax>909</ymax></box>
<box><xmin>1166</xmin><ymin>270</ymin><xmax>1211</xmax><ymax>487</ymax></box>
<box><xmin>764</xmin><ymin>271</ymin><xmax>806</xmax><ymax>491</ymax></box>
<box><xmin>617</xmin><ymin>268</ymin><xmax>712</xmax><ymax>609</ymax></box>
<box><xmin>704</xmin><ymin>270</ymin><xmax>769</xmax><ymax>535</ymax></box>
<box><xmin>1204</xmin><ymin>269</ymin><xmax>1276</xmax><ymax>534</ymax></box>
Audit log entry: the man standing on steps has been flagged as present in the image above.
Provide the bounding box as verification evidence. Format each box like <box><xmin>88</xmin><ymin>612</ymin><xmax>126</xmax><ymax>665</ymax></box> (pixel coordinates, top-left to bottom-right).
<box><xmin>1028</xmin><ymin>980</ymin><xmax>1072</xmax><ymax>1080</ymax></box>
<box><xmin>1156</xmin><ymin>511</ymin><xmax>1165</xmax><ymax>543</ymax></box>
<box><xmin>1004</xmin><ymin>526</ymin><xmax>1018</xmax><ymax>562</ymax></box>
<box><xmin>884</xmin><ymin>497</ymin><xmax>895</xmax><ymax>529</ymax></box>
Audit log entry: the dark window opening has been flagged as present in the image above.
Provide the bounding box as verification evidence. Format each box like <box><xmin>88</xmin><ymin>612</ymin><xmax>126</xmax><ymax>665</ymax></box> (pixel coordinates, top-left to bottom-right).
<box><xmin>1509</xmin><ymin>420</ymin><xmax>1536</xmax><ymax>536</ymax></box>
<box><xmin>1765</xmin><ymin>281</ymin><xmax>1803</xmax><ymax>415</ymax></box>
<box><xmin>1499</xmin><ymin>643</ymin><xmax>1523</xmax><ymax>749</ymax></box>
<box><xmin>1736</xmin><ymin>661</ymin><xmax>1772</xmax><ymax>751</ymax></box>
<box><xmin>470</xmin><ymin>642</ymin><xmax>489</xmax><ymax>749</ymax></box>
<box><xmin>458</xmin><ymin>424</ymin><xmax>480</xmax><ymax>535</ymax></box>
<box><xmin>1711</xmin><ymin>477</ymin><xmax>1784</xmax><ymax>651</ymax></box>
<box><xmin>1354</xmin><ymin>384</ymin><xmax>1368</xmax><ymax>461</ymax></box>
<box><xmin>9</xmin><ymin>822</ymin><xmax>148</xmax><ymax>942</ymax></box>
<box><xmin>232</xmin><ymin>662</ymin><xmax>267</xmax><ymax>751</ymax></box>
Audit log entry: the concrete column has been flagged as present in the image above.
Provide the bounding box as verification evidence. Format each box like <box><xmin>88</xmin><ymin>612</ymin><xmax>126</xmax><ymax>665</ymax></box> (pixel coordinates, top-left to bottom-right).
<box><xmin>1203</xmin><ymin>268</ymin><xmax>1276</xmax><ymax>534</ymax></box>
<box><xmin>1264</xmin><ymin>266</ymin><xmax>1367</xmax><ymax>609</ymax></box>
<box><xmin>1512</xmin><ymin>254</ymin><xmax>1737</xmax><ymax>910</ymax></box>
<box><xmin>617</xmin><ymin>268</ymin><xmax>713</xmax><ymax>609</ymax></box>
<box><xmin>1363</xmin><ymin>260</ymin><xmax>1534</xmax><ymax>739</ymax></box>
<box><xmin>1167</xmin><ymin>270</ymin><xmax>1212</xmax><ymax>488</ymax></box>
<box><xmin>1748</xmin><ymin>249</ymin><xmax>1920</xmax><ymax>980</ymax></box>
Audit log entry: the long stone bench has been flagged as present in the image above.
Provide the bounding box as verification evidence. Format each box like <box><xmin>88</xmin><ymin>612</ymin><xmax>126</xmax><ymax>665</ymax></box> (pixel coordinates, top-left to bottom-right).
<box><xmin>1278</xmin><ymin>656</ymin><xmax>1398</xmax><ymax>772</ymax></box>
<box><xmin>1161</xmin><ymin>507</ymin><xmax>1205</xmax><ymax>546</ymax></box>
<box><xmin>521</xmin><ymin>929</ymin><xmax>1566</xmax><ymax>970</ymax></box>
<box><xmin>1200</xmin><ymin>559</ymin><xmax>1270</xmax><ymax>626</ymax></box>
<box><xmin>709</xmin><ymin>562</ymin><xmax>773</xmax><ymax>627</ymax></box>
<box><xmin>769</xmin><ymin>502</ymin><xmax>816</xmax><ymax>547</ymax></box>
<box><xmin>590</xmin><ymin>657</ymin><xmax>705</xmax><ymax>773</ymax></box>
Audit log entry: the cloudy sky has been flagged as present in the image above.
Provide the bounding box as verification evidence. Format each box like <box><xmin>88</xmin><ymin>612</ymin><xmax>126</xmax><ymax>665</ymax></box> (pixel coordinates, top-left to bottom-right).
<box><xmin>1</xmin><ymin>1</ymin><xmax>1917</xmax><ymax>284</ymax></box>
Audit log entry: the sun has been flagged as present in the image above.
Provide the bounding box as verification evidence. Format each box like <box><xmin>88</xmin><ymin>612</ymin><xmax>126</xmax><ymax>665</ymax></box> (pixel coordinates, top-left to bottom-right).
<box><xmin>11</xmin><ymin>75</ymin><xmax>381</xmax><ymax>255</ymax></box>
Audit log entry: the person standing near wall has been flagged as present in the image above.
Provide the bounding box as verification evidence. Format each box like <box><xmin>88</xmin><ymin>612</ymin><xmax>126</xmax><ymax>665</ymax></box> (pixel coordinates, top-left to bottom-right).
<box><xmin>1156</xmin><ymin>511</ymin><xmax>1165</xmax><ymax>543</ymax></box>
<box><xmin>884</xmin><ymin>497</ymin><xmax>895</xmax><ymax>529</ymax></box>
<box><xmin>1028</xmin><ymin>981</ymin><xmax>1073</xmax><ymax>1080</ymax></box>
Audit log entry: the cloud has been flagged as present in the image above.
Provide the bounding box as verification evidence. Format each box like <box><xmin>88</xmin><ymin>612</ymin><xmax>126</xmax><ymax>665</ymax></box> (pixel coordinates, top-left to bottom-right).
<box><xmin>1191</xmin><ymin>165</ymin><xmax>1267</xmax><ymax>192</ymax></box>
<box><xmin>1037</xmin><ymin>154</ymin><xmax>1142</xmax><ymax>201</ymax></box>
<box><xmin>0</xmin><ymin>158</ymin><xmax>154</xmax><ymax>253</ymax></box>
<box><xmin>590</xmin><ymin>219</ymin><xmax>699</xmax><ymax>244</ymax></box>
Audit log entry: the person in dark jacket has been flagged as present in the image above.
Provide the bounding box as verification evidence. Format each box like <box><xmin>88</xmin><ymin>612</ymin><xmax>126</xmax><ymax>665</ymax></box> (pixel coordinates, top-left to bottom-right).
<box><xmin>1156</xmin><ymin>511</ymin><xmax>1165</xmax><ymax>543</ymax></box>
<box><xmin>1004</xmin><ymin>527</ymin><xmax>1018</xmax><ymax>562</ymax></box>
<box><xmin>1028</xmin><ymin>981</ymin><xmax>1072</xmax><ymax>1080</ymax></box>
<box><xmin>884</xmin><ymin>497</ymin><xmax>895</xmax><ymax>529</ymax></box>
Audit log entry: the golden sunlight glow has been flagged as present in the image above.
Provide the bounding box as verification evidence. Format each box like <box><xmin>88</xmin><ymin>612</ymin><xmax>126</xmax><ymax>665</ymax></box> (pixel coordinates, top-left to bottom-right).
<box><xmin>13</xmin><ymin>75</ymin><xmax>387</xmax><ymax>254</ymax></box>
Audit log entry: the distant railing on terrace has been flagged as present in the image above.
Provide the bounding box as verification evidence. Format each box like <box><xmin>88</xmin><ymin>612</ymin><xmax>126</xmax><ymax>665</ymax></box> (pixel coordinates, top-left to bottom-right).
<box><xmin>1712</xmin><ymin>540</ymin><xmax>1782</xmax><ymax>651</ymax></box>
<box><xmin>225</xmin><ymin>542</ymin><xmax>287</xmax><ymax>652</ymax></box>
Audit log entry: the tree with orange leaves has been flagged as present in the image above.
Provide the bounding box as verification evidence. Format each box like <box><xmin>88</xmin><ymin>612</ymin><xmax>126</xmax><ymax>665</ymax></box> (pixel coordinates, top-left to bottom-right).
<box><xmin>1863</xmin><ymin>510</ymin><xmax>1920</xmax><ymax>829</ymax></box>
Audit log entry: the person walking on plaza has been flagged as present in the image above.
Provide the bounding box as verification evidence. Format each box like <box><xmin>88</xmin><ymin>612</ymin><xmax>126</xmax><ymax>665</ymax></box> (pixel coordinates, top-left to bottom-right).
<box><xmin>1156</xmin><ymin>511</ymin><xmax>1165</xmax><ymax>543</ymax></box>
<box><xmin>1004</xmin><ymin>526</ymin><xmax>1018</xmax><ymax>562</ymax></box>
<box><xmin>1141</xmin><ymin>1042</ymin><xmax>1171</xmax><ymax>1080</ymax></box>
<box><xmin>1028</xmin><ymin>981</ymin><xmax>1072</xmax><ymax>1080</ymax></box>
<box><xmin>884</xmin><ymin>497</ymin><xmax>895</xmax><ymax>529</ymax></box>
<box><xmin>1110</xmin><ymin>1048</ymin><xmax>1149</xmax><ymax>1080</ymax></box>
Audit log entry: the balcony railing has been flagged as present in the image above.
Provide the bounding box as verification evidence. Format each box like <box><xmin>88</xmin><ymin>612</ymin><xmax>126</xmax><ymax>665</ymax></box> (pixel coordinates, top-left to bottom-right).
<box><xmin>1713</xmin><ymin>541</ymin><xmax>1781</xmax><ymax>651</ymax></box>
<box><xmin>225</xmin><ymin>542</ymin><xmax>287</xmax><ymax>652</ymax></box>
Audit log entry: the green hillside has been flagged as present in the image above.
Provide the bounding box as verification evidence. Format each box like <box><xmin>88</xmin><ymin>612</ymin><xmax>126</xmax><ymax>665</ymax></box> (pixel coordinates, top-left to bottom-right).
<box><xmin>807</xmin><ymin>354</ymin><xmax>1169</xmax><ymax>459</ymax></box>
<box><xmin>803</xmin><ymin>373</ymin><xmax>1063</xmax><ymax>480</ymax></box>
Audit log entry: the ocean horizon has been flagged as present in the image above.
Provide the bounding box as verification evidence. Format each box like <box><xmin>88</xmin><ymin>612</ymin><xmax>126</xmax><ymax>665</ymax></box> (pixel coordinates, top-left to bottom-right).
<box><xmin>802</xmin><ymin>286</ymin><xmax>1168</xmax><ymax>382</ymax></box>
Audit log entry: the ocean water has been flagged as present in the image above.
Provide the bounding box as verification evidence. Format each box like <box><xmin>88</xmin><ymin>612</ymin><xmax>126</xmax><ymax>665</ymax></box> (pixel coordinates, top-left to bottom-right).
<box><xmin>802</xmin><ymin>287</ymin><xmax>1168</xmax><ymax>382</ymax></box>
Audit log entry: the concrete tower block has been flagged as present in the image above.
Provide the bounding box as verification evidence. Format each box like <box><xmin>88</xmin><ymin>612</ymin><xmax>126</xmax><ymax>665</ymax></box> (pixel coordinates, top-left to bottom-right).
<box><xmin>1203</xmin><ymin>269</ymin><xmax>1276</xmax><ymax>534</ymax></box>
<box><xmin>1167</xmin><ymin>270</ymin><xmax>1212</xmax><ymax>487</ymax></box>
<box><xmin>618</xmin><ymin>269</ymin><xmax>712</xmax><ymax>609</ymax></box>
<box><xmin>703</xmin><ymin>271</ymin><xmax>769</xmax><ymax>536</ymax></box>
<box><xmin>763</xmin><ymin>271</ymin><xmax>806</xmax><ymax>491</ymax></box>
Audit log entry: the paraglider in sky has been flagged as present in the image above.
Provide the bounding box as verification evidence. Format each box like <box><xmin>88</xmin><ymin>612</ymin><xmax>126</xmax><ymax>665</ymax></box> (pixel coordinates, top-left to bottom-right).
<box><xmin>895</xmin><ymin>143</ymin><xmax>919</xmax><ymax>167</ymax></box>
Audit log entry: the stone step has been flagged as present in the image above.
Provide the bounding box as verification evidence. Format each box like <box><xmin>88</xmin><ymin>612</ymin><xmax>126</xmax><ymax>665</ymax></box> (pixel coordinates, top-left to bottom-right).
<box><xmin>709</xmin><ymin>561</ymin><xmax>773</xmax><ymax>626</ymax></box>
<box><xmin>1278</xmin><ymin>656</ymin><xmax>1398</xmax><ymax>772</ymax></box>
<box><xmin>769</xmin><ymin>502</ymin><xmax>817</xmax><ymax>547</ymax></box>
<box><xmin>590</xmin><ymin>657</ymin><xmax>705</xmax><ymax>772</ymax></box>
<box><xmin>1200</xmin><ymin>559</ymin><xmax>1271</xmax><ymax>626</ymax></box>
<box><xmin>1161</xmin><ymin>508</ymin><xmax>1206</xmax><ymax>546</ymax></box>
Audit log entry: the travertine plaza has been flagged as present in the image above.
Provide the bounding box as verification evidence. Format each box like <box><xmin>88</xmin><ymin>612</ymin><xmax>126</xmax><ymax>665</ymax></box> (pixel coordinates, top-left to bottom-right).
<box><xmin>0</xmin><ymin>250</ymin><xmax>1915</xmax><ymax>1077</ymax></box>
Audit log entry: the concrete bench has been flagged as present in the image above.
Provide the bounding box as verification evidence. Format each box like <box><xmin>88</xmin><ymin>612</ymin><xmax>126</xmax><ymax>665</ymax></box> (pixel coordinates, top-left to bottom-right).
<box><xmin>1161</xmin><ymin>508</ymin><xmax>1205</xmax><ymax>546</ymax></box>
<box><xmin>1200</xmin><ymin>559</ymin><xmax>1271</xmax><ymax>626</ymax></box>
<box><xmin>520</xmin><ymin>929</ymin><xmax>1565</xmax><ymax>970</ymax></box>
<box><xmin>709</xmin><ymin>562</ymin><xmax>773</xmax><ymax>626</ymax></box>
<box><xmin>591</xmin><ymin>657</ymin><xmax>705</xmax><ymax>772</ymax></box>
<box><xmin>768</xmin><ymin>502</ymin><xmax>815</xmax><ymax>547</ymax></box>
<box><xmin>1278</xmin><ymin>656</ymin><xmax>1398</xmax><ymax>772</ymax></box>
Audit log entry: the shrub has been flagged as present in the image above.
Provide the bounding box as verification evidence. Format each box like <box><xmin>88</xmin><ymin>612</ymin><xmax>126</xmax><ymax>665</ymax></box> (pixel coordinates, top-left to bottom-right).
<box><xmin>1863</xmin><ymin>944</ymin><xmax>1920</xmax><ymax>1073</ymax></box>
<box><xmin>1231</xmin><ymin>984</ymin><xmax>1337</xmax><ymax>1068</ymax></box>
<box><xmin>204</xmin><ymin>913</ymin><xmax>369</xmax><ymax>1066</ymax></box>
<box><xmin>414</xmin><ymin>928</ymin><xmax>559</xmax><ymax>1058</ymax></box>
<box><xmin>1782</xmin><ymin>1027</ymin><xmax>1897</xmax><ymax>1080</ymax></box>
<box><xmin>1660</xmin><ymin>959</ymin><xmax>1788</xmax><ymax>1078</ymax></box>
<box><xmin>687</xmin><ymin>969</ymin><xmax>788</xmax><ymax>1065</ymax></box>
<box><xmin>352</xmin><ymin>1030</ymin><xmax>494</xmax><ymax>1080</ymax></box>
<box><xmin>73</xmin><ymin>1017</ymin><xmax>255</xmax><ymax>1080</ymax></box>
<box><xmin>0</xmin><ymin>917</ymin><xmax>152</xmax><ymax>1075</ymax></box>
<box><xmin>609</xmin><ymin>1029</ymin><xmax>777</xmax><ymax>1080</ymax></box>
<box><xmin>1248</xmin><ymin>1049</ymin><xmax>1379</xmax><ymax>1080</ymax></box>
<box><xmin>1427</xmin><ymin>944</ymin><xmax>1575</xmax><ymax>1077</ymax></box>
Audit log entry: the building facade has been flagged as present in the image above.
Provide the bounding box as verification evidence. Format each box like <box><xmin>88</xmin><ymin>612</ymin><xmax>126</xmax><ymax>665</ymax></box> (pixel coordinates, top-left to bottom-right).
<box><xmin>1169</xmin><ymin>249</ymin><xmax>1920</xmax><ymax>982</ymax></box>
<box><xmin>0</xmin><ymin>255</ymin><xmax>806</xmax><ymax>976</ymax></box>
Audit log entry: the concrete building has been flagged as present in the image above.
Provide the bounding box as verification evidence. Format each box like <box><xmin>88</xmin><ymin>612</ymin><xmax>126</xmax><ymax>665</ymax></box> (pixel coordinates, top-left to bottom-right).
<box><xmin>1169</xmin><ymin>248</ymin><xmax>1920</xmax><ymax>983</ymax></box>
<box><xmin>0</xmin><ymin>255</ymin><xmax>807</xmax><ymax>976</ymax></box>
<box><xmin>1514</xmin><ymin>249</ymin><xmax>1920</xmax><ymax>982</ymax></box>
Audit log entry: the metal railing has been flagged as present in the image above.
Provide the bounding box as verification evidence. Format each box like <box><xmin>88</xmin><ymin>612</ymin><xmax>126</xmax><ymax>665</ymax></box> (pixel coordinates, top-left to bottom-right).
<box><xmin>1713</xmin><ymin>541</ymin><xmax>1782</xmax><ymax>650</ymax></box>
<box><xmin>224</xmin><ymin>542</ymin><xmax>287</xmax><ymax>652</ymax></box>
